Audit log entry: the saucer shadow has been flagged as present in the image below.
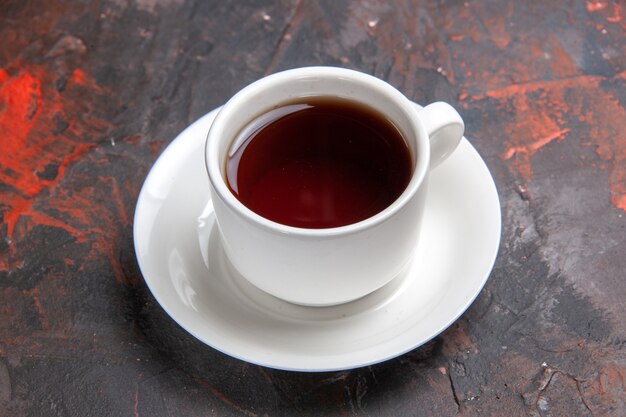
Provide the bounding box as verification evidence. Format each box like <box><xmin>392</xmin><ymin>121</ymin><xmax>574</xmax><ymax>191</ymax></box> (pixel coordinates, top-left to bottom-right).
<box><xmin>126</xmin><ymin>241</ymin><xmax>448</xmax><ymax>416</ymax></box>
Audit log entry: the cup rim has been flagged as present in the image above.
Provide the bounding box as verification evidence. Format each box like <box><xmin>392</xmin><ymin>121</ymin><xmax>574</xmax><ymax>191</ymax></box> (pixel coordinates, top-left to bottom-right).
<box><xmin>205</xmin><ymin>66</ymin><xmax>430</xmax><ymax>237</ymax></box>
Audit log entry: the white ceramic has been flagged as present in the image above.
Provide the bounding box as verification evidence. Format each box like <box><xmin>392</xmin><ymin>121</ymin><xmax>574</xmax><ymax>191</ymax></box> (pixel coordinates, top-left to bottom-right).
<box><xmin>206</xmin><ymin>67</ymin><xmax>464</xmax><ymax>306</ymax></box>
<box><xmin>133</xmin><ymin>106</ymin><xmax>501</xmax><ymax>371</ymax></box>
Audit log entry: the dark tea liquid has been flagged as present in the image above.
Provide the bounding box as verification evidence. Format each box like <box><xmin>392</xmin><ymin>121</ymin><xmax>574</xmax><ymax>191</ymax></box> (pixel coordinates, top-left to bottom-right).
<box><xmin>225</xmin><ymin>97</ymin><xmax>412</xmax><ymax>228</ymax></box>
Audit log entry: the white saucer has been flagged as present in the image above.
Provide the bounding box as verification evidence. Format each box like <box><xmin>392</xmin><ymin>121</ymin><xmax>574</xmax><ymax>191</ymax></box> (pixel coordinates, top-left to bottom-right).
<box><xmin>133</xmin><ymin>106</ymin><xmax>501</xmax><ymax>372</ymax></box>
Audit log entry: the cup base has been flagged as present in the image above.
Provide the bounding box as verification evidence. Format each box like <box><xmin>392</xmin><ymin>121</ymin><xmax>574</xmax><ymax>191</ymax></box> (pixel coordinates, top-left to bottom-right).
<box><xmin>220</xmin><ymin>238</ymin><xmax>416</xmax><ymax>309</ymax></box>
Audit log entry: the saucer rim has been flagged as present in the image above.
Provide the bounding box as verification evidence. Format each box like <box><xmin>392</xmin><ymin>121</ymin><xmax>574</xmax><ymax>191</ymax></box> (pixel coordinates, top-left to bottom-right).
<box><xmin>133</xmin><ymin>106</ymin><xmax>502</xmax><ymax>372</ymax></box>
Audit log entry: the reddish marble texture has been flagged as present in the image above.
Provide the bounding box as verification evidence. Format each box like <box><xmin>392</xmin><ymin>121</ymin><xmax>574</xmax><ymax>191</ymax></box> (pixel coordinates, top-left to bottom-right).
<box><xmin>0</xmin><ymin>1</ymin><xmax>624</xmax><ymax>416</ymax></box>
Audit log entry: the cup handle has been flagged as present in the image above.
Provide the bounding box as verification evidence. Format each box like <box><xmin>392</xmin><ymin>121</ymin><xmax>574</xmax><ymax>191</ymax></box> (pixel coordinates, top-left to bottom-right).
<box><xmin>415</xmin><ymin>102</ymin><xmax>464</xmax><ymax>169</ymax></box>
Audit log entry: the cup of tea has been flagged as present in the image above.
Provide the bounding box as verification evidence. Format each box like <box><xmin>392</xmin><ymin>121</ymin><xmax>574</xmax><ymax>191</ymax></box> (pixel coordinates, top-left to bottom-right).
<box><xmin>206</xmin><ymin>67</ymin><xmax>463</xmax><ymax>306</ymax></box>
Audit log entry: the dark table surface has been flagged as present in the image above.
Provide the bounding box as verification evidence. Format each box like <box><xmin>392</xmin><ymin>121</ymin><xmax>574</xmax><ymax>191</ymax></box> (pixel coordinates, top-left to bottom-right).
<box><xmin>1</xmin><ymin>0</ymin><xmax>625</xmax><ymax>416</ymax></box>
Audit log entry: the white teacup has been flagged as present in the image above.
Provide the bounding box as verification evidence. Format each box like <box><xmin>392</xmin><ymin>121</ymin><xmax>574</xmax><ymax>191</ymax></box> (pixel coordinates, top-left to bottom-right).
<box><xmin>206</xmin><ymin>67</ymin><xmax>463</xmax><ymax>306</ymax></box>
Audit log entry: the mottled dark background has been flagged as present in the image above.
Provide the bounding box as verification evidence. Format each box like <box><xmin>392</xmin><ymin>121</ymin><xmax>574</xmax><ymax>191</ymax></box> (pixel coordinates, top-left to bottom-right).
<box><xmin>1</xmin><ymin>0</ymin><xmax>625</xmax><ymax>416</ymax></box>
